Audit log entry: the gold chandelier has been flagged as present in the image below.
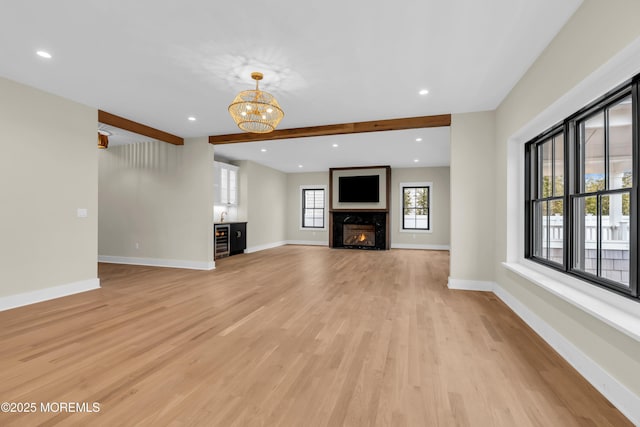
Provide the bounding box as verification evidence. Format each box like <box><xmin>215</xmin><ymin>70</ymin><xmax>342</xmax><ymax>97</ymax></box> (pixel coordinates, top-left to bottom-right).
<box><xmin>228</xmin><ymin>72</ymin><xmax>284</xmax><ymax>133</ymax></box>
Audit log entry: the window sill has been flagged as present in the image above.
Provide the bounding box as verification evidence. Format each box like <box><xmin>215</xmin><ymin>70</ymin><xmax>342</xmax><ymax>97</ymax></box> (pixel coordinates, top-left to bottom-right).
<box><xmin>399</xmin><ymin>229</ymin><xmax>432</xmax><ymax>234</ymax></box>
<box><xmin>502</xmin><ymin>261</ymin><xmax>640</xmax><ymax>342</ymax></box>
<box><xmin>299</xmin><ymin>228</ymin><xmax>327</xmax><ymax>232</ymax></box>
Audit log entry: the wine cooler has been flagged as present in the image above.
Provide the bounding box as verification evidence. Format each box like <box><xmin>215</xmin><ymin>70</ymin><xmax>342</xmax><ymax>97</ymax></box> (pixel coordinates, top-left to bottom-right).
<box><xmin>214</xmin><ymin>224</ymin><xmax>230</xmax><ymax>259</ymax></box>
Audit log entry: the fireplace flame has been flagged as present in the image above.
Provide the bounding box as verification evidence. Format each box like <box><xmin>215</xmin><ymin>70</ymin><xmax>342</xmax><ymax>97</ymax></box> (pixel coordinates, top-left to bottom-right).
<box><xmin>342</xmin><ymin>224</ymin><xmax>375</xmax><ymax>246</ymax></box>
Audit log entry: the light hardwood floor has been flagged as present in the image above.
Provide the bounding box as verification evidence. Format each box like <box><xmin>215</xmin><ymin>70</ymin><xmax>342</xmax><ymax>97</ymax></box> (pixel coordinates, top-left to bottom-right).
<box><xmin>0</xmin><ymin>246</ymin><xmax>631</xmax><ymax>426</ymax></box>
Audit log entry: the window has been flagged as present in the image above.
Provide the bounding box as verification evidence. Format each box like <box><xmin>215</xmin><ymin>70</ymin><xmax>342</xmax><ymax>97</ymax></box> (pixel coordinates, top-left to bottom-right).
<box><xmin>525</xmin><ymin>76</ymin><xmax>638</xmax><ymax>299</ymax></box>
<box><xmin>573</xmin><ymin>96</ymin><xmax>633</xmax><ymax>286</ymax></box>
<box><xmin>529</xmin><ymin>131</ymin><xmax>565</xmax><ymax>265</ymax></box>
<box><xmin>214</xmin><ymin>161</ymin><xmax>239</xmax><ymax>206</ymax></box>
<box><xmin>302</xmin><ymin>187</ymin><xmax>325</xmax><ymax>229</ymax></box>
<box><xmin>401</xmin><ymin>182</ymin><xmax>431</xmax><ymax>231</ymax></box>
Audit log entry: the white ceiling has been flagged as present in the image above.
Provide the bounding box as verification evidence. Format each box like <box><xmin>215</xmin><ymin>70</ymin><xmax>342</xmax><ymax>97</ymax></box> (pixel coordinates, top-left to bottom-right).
<box><xmin>0</xmin><ymin>1</ymin><xmax>582</xmax><ymax>171</ymax></box>
<box><xmin>215</xmin><ymin>127</ymin><xmax>450</xmax><ymax>173</ymax></box>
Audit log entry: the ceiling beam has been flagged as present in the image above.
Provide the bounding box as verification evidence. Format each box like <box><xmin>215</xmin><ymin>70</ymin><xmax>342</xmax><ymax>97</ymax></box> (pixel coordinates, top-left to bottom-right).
<box><xmin>208</xmin><ymin>114</ymin><xmax>451</xmax><ymax>145</ymax></box>
<box><xmin>98</xmin><ymin>110</ymin><xmax>184</xmax><ymax>146</ymax></box>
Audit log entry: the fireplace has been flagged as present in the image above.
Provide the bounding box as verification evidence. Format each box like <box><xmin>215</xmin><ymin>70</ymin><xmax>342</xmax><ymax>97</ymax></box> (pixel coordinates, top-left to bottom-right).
<box><xmin>343</xmin><ymin>224</ymin><xmax>376</xmax><ymax>247</ymax></box>
<box><xmin>329</xmin><ymin>166</ymin><xmax>391</xmax><ymax>250</ymax></box>
<box><xmin>331</xmin><ymin>211</ymin><xmax>388</xmax><ymax>250</ymax></box>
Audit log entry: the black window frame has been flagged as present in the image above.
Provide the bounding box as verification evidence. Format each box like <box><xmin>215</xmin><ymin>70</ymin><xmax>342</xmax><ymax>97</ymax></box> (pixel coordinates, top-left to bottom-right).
<box><xmin>301</xmin><ymin>188</ymin><xmax>325</xmax><ymax>229</ymax></box>
<box><xmin>525</xmin><ymin>75</ymin><xmax>639</xmax><ymax>300</ymax></box>
<box><xmin>526</xmin><ymin>127</ymin><xmax>566</xmax><ymax>268</ymax></box>
<box><xmin>402</xmin><ymin>185</ymin><xmax>431</xmax><ymax>231</ymax></box>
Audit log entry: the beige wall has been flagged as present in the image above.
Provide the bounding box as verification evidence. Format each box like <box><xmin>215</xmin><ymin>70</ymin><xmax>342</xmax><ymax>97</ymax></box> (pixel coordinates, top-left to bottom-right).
<box><xmin>390</xmin><ymin>167</ymin><xmax>450</xmax><ymax>248</ymax></box>
<box><xmin>494</xmin><ymin>0</ymin><xmax>640</xmax><ymax>398</ymax></box>
<box><xmin>284</xmin><ymin>167</ymin><xmax>450</xmax><ymax>248</ymax></box>
<box><xmin>236</xmin><ymin>160</ymin><xmax>287</xmax><ymax>250</ymax></box>
<box><xmin>450</xmin><ymin>111</ymin><xmax>496</xmax><ymax>281</ymax></box>
<box><xmin>99</xmin><ymin>137</ymin><xmax>214</xmax><ymax>265</ymax></box>
<box><xmin>497</xmin><ymin>1</ymin><xmax>640</xmax><ymax>142</ymax></box>
<box><xmin>286</xmin><ymin>172</ymin><xmax>330</xmax><ymax>244</ymax></box>
<box><xmin>0</xmin><ymin>77</ymin><xmax>98</xmax><ymax>297</ymax></box>
<box><xmin>236</xmin><ymin>159</ymin><xmax>249</xmax><ymax>223</ymax></box>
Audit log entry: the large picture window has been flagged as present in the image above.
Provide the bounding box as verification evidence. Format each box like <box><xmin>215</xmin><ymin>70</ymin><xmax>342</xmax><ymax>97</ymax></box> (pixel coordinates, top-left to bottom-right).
<box><xmin>525</xmin><ymin>77</ymin><xmax>638</xmax><ymax>299</ymax></box>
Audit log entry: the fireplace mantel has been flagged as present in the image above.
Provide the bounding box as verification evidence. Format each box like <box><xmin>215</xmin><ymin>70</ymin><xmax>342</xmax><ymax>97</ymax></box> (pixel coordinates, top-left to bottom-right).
<box><xmin>330</xmin><ymin>208</ymin><xmax>388</xmax><ymax>213</ymax></box>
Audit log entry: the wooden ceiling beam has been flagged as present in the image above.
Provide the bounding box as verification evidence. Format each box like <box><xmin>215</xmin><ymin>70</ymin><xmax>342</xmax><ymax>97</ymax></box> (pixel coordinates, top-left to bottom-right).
<box><xmin>98</xmin><ymin>110</ymin><xmax>184</xmax><ymax>146</ymax></box>
<box><xmin>208</xmin><ymin>114</ymin><xmax>451</xmax><ymax>145</ymax></box>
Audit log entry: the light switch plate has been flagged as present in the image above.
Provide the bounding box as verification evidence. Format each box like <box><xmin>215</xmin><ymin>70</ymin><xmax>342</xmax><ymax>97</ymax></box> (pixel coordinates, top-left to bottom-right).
<box><xmin>77</xmin><ymin>208</ymin><xmax>88</xmax><ymax>218</ymax></box>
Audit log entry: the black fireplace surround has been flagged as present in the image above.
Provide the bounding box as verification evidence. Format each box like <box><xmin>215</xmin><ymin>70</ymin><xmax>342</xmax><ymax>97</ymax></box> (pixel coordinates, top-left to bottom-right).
<box><xmin>332</xmin><ymin>212</ymin><xmax>387</xmax><ymax>250</ymax></box>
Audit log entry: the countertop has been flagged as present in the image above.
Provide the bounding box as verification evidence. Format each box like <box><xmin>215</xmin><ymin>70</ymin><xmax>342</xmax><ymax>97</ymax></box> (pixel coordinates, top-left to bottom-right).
<box><xmin>214</xmin><ymin>221</ymin><xmax>247</xmax><ymax>225</ymax></box>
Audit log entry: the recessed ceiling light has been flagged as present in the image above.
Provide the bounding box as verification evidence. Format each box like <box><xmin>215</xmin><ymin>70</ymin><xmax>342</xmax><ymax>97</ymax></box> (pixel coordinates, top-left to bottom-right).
<box><xmin>332</xmin><ymin>143</ymin><xmax>339</xmax><ymax>148</ymax></box>
<box><xmin>418</xmin><ymin>89</ymin><xmax>429</xmax><ymax>95</ymax></box>
<box><xmin>298</xmin><ymin>164</ymin><xmax>303</xmax><ymax>168</ymax></box>
<box><xmin>415</xmin><ymin>138</ymin><xmax>422</xmax><ymax>142</ymax></box>
<box><xmin>36</xmin><ymin>50</ymin><xmax>52</xmax><ymax>59</ymax></box>
<box><xmin>188</xmin><ymin>116</ymin><xmax>196</xmax><ymax>121</ymax></box>
<box><xmin>413</xmin><ymin>159</ymin><xmax>420</xmax><ymax>163</ymax></box>
<box><xmin>261</xmin><ymin>148</ymin><xmax>267</xmax><ymax>152</ymax></box>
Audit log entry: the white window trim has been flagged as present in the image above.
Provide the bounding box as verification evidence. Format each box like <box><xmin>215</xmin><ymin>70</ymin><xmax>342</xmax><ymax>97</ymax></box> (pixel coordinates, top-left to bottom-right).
<box><xmin>214</xmin><ymin>161</ymin><xmax>239</xmax><ymax>207</ymax></box>
<box><xmin>299</xmin><ymin>185</ymin><xmax>328</xmax><ymax>231</ymax></box>
<box><xmin>502</xmin><ymin>260</ymin><xmax>640</xmax><ymax>341</ymax></box>
<box><xmin>503</xmin><ymin>38</ymin><xmax>640</xmax><ymax>343</ymax></box>
<box><xmin>399</xmin><ymin>181</ymin><xmax>433</xmax><ymax>234</ymax></box>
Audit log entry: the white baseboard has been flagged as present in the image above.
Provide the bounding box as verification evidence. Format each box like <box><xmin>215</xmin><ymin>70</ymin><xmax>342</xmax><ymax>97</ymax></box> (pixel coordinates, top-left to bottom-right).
<box><xmin>391</xmin><ymin>243</ymin><xmax>450</xmax><ymax>250</ymax></box>
<box><xmin>99</xmin><ymin>255</ymin><xmax>215</xmax><ymax>270</ymax></box>
<box><xmin>493</xmin><ymin>283</ymin><xmax>640</xmax><ymax>426</ymax></box>
<box><xmin>0</xmin><ymin>278</ymin><xmax>100</xmax><ymax>312</ymax></box>
<box><xmin>245</xmin><ymin>241</ymin><xmax>287</xmax><ymax>254</ymax></box>
<box><xmin>447</xmin><ymin>277</ymin><xmax>494</xmax><ymax>291</ymax></box>
<box><xmin>285</xmin><ymin>240</ymin><xmax>329</xmax><ymax>246</ymax></box>
<box><xmin>447</xmin><ymin>277</ymin><xmax>639</xmax><ymax>425</ymax></box>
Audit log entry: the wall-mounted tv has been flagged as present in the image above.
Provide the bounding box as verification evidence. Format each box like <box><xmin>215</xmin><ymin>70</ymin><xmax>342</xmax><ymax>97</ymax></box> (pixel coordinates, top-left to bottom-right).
<box><xmin>338</xmin><ymin>175</ymin><xmax>380</xmax><ymax>203</ymax></box>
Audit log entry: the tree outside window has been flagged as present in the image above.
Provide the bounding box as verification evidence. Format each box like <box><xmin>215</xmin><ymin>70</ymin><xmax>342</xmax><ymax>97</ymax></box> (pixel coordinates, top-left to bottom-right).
<box><xmin>402</xmin><ymin>185</ymin><xmax>430</xmax><ymax>230</ymax></box>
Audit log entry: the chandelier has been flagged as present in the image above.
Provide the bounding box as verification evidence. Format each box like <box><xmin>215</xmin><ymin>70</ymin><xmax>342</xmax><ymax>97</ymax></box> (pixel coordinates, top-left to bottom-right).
<box><xmin>228</xmin><ymin>72</ymin><xmax>284</xmax><ymax>133</ymax></box>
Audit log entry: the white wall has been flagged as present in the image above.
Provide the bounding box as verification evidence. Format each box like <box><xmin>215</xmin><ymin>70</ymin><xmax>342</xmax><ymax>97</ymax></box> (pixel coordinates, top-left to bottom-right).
<box><xmin>98</xmin><ymin>137</ymin><xmax>214</xmax><ymax>268</ymax></box>
<box><xmin>0</xmin><ymin>77</ymin><xmax>98</xmax><ymax>300</ymax></box>
<box><xmin>450</xmin><ymin>111</ymin><xmax>496</xmax><ymax>281</ymax></box>
<box><xmin>492</xmin><ymin>0</ymin><xmax>640</xmax><ymax>411</ymax></box>
<box><xmin>236</xmin><ymin>160</ymin><xmax>287</xmax><ymax>251</ymax></box>
<box><xmin>286</xmin><ymin>172</ymin><xmax>330</xmax><ymax>244</ymax></box>
<box><xmin>390</xmin><ymin>167</ymin><xmax>450</xmax><ymax>249</ymax></box>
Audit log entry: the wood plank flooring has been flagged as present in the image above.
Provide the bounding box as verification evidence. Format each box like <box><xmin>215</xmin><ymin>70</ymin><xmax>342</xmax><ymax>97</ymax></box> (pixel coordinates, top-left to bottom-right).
<box><xmin>0</xmin><ymin>246</ymin><xmax>631</xmax><ymax>426</ymax></box>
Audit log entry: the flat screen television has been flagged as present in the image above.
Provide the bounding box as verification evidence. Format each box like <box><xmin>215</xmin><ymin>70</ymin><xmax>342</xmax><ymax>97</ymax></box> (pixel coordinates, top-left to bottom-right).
<box><xmin>338</xmin><ymin>175</ymin><xmax>380</xmax><ymax>203</ymax></box>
